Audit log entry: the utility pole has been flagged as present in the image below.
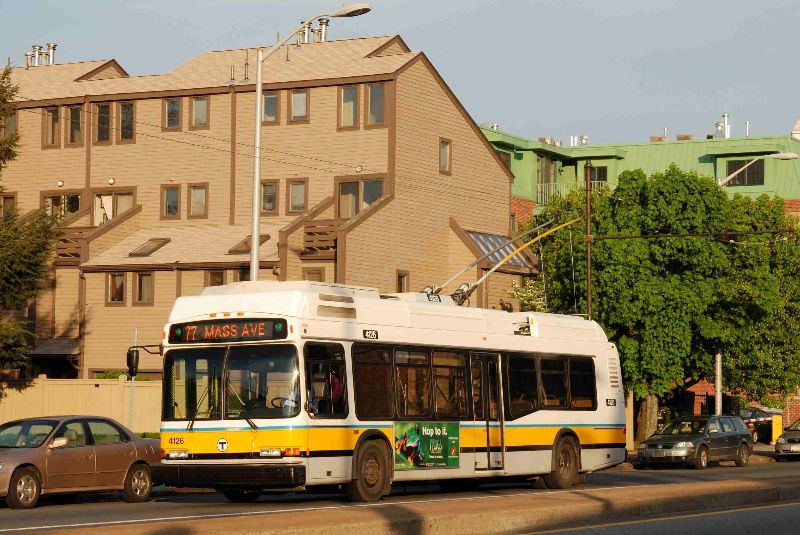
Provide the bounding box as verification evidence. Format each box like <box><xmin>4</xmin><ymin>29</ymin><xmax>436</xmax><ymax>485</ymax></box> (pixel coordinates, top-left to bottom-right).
<box><xmin>585</xmin><ymin>160</ymin><xmax>593</xmax><ymax>321</ymax></box>
<box><xmin>715</xmin><ymin>347</ymin><xmax>722</xmax><ymax>415</ymax></box>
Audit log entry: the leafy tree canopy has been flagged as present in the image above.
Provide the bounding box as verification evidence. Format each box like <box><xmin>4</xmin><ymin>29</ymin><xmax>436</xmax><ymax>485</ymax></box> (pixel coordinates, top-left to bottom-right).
<box><xmin>524</xmin><ymin>164</ymin><xmax>800</xmax><ymax>404</ymax></box>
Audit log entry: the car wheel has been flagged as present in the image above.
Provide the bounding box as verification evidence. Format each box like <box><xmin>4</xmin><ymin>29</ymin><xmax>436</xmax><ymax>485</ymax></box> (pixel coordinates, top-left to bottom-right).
<box><xmin>735</xmin><ymin>444</ymin><xmax>750</xmax><ymax>467</ymax></box>
<box><xmin>223</xmin><ymin>490</ymin><xmax>261</xmax><ymax>503</ymax></box>
<box><xmin>543</xmin><ymin>437</ymin><xmax>579</xmax><ymax>489</ymax></box>
<box><xmin>752</xmin><ymin>430</ymin><xmax>759</xmax><ymax>444</ymax></box>
<box><xmin>122</xmin><ymin>463</ymin><xmax>152</xmax><ymax>503</ymax></box>
<box><xmin>693</xmin><ymin>446</ymin><xmax>708</xmax><ymax>470</ymax></box>
<box><xmin>6</xmin><ymin>467</ymin><xmax>41</xmax><ymax>509</ymax></box>
<box><xmin>346</xmin><ymin>440</ymin><xmax>390</xmax><ymax>502</ymax></box>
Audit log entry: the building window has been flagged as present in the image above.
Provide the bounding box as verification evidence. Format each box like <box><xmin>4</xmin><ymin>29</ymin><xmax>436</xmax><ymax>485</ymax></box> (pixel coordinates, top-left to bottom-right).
<box><xmin>262</xmin><ymin>92</ymin><xmax>279</xmax><ymax>124</ymax></box>
<box><xmin>726</xmin><ymin>159</ymin><xmax>765</xmax><ymax>186</ymax></box>
<box><xmin>106</xmin><ymin>272</ymin><xmax>126</xmax><ymax>306</ymax></box>
<box><xmin>366</xmin><ymin>83</ymin><xmax>385</xmax><ymax>126</ymax></box>
<box><xmin>0</xmin><ymin>110</ymin><xmax>16</xmax><ymax>139</ymax></box>
<box><xmin>134</xmin><ymin>272</ymin><xmax>154</xmax><ymax>305</ymax></box>
<box><xmin>289</xmin><ymin>89</ymin><xmax>308</xmax><ymax>122</ymax></box>
<box><xmin>129</xmin><ymin>238</ymin><xmax>170</xmax><ymax>257</ymax></box>
<box><xmin>188</xmin><ymin>183</ymin><xmax>208</xmax><ymax>219</ymax></box>
<box><xmin>190</xmin><ymin>96</ymin><xmax>209</xmax><ymax>128</ymax></box>
<box><xmin>590</xmin><ymin>166</ymin><xmax>608</xmax><ymax>182</ymax></box>
<box><xmin>0</xmin><ymin>194</ymin><xmax>16</xmax><ymax>217</ymax></box>
<box><xmin>42</xmin><ymin>107</ymin><xmax>59</xmax><ymax>147</ymax></box>
<box><xmin>44</xmin><ymin>193</ymin><xmax>80</xmax><ymax>218</ymax></box>
<box><xmin>206</xmin><ymin>270</ymin><xmax>225</xmax><ymax>287</ymax></box>
<box><xmin>337</xmin><ymin>179</ymin><xmax>383</xmax><ymax>218</ymax></box>
<box><xmin>439</xmin><ymin>139</ymin><xmax>452</xmax><ymax>174</ymax></box>
<box><xmin>161</xmin><ymin>185</ymin><xmax>180</xmax><ymax>219</ymax></box>
<box><xmin>237</xmin><ymin>267</ymin><xmax>250</xmax><ymax>281</ymax></box>
<box><xmin>260</xmin><ymin>180</ymin><xmax>279</xmax><ymax>215</ymax></box>
<box><xmin>396</xmin><ymin>270</ymin><xmax>409</xmax><ymax>293</ymax></box>
<box><xmin>118</xmin><ymin>102</ymin><xmax>135</xmax><ymax>142</ymax></box>
<box><xmin>496</xmin><ymin>149</ymin><xmax>512</xmax><ymax>169</ymax></box>
<box><xmin>94</xmin><ymin>191</ymin><xmax>134</xmax><ymax>226</ymax></box>
<box><xmin>66</xmin><ymin>106</ymin><xmax>82</xmax><ymax>146</ymax></box>
<box><xmin>339</xmin><ymin>85</ymin><xmax>358</xmax><ymax>129</ymax></box>
<box><xmin>164</xmin><ymin>98</ymin><xmax>181</xmax><ymax>130</ymax></box>
<box><xmin>287</xmin><ymin>179</ymin><xmax>307</xmax><ymax>213</ymax></box>
<box><xmin>95</xmin><ymin>103</ymin><xmax>111</xmax><ymax>143</ymax></box>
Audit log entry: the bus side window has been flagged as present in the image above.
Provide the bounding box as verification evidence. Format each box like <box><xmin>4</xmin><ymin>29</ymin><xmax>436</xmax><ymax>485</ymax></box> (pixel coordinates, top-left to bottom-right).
<box><xmin>471</xmin><ymin>361</ymin><xmax>484</xmax><ymax>420</ymax></box>
<box><xmin>304</xmin><ymin>343</ymin><xmax>347</xmax><ymax>418</ymax></box>
<box><xmin>432</xmin><ymin>351</ymin><xmax>468</xmax><ymax>420</ymax></box>
<box><xmin>352</xmin><ymin>344</ymin><xmax>394</xmax><ymax>420</ymax></box>
<box><xmin>569</xmin><ymin>357</ymin><xmax>596</xmax><ymax>410</ymax></box>
<box><xmin>540</xmin><ymin>357</ymin><xmax>567</xmax><ymax>408</ymax></box>
<box><xmin>395</xmin><ymin>348</ymin><xmax>431</xmax><ymax>418</ymax></box>
<box><xmin>507</xmin><ymin>354</ymin><xmax>538</xmax><ymax>418</ymax></box>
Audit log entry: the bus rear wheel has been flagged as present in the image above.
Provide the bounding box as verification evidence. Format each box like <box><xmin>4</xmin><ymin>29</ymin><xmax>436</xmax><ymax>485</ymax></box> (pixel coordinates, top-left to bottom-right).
<box><xmin>543</xmin><ymin>437</ymin><xmax>579</xmax><ymax>489</ymax></box>
<box><xmin>346</xmin><ymin>441</ymin><xmax>390</xmax><ymax>502</ymax></box>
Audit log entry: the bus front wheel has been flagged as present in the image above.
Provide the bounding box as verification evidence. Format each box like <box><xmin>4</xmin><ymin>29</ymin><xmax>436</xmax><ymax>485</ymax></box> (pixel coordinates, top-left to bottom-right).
<box><xmin>543</xmin><ymin>437</ymin><xmax>579</xmax><ymax>489</ymax></box>
<box><xmin>346</xmin><ymin>440</ymin><xmax>390</xmax><ymax>502</ymax></box>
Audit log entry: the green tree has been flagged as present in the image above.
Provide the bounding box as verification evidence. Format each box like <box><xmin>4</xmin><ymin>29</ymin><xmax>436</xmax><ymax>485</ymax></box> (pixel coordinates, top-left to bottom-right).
<box><xmin>0</xmin><ymin>66</ymin><xmax>59</xmax><ymax>372</ymax></box>
<box><xmin>526</xmin><ymin>165</ymin><xmax>800</xmax><ymax>441</ymax></box>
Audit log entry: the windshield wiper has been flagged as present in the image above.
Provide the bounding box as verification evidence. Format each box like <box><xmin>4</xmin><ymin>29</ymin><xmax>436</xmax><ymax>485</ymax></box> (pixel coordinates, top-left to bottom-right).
<box><xmin>187</xmin><ymin>366</ymin><xmax>215</xmax><ymax>432</ymax></box>
<box><xmin>225</xmin><ymin>379</ymin><xmax>257</xmax><ymax>430</ymax></box>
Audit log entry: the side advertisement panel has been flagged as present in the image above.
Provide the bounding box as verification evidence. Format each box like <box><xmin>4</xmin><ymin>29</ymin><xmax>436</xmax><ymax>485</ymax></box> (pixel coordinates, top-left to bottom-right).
<box><xmin>393</xmin><ymin>421</ymin><xmax>459</xmax><ymax>470</ymax></box>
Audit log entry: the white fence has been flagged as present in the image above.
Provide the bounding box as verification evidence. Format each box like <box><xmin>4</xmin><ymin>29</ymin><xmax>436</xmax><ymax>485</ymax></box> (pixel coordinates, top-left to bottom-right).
<box><xmin>0</xmin><ymin>376</ymin><xmax>161</xmax><ymax>433</ymax></box>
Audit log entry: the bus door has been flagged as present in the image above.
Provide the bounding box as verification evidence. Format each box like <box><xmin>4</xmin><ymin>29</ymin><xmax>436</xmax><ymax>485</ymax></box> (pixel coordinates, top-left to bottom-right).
<box><xmin>470</xmin><ymin>353</ymin><xmax>505</xmax><ymax>471</ymax></box>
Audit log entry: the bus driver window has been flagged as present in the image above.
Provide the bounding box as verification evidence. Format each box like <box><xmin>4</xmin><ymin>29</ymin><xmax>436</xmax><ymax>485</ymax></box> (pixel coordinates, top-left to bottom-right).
<box><xmin>304</xmin><ymin>343</ymin><xmax>347</xmax><ymax>418</ymax></box>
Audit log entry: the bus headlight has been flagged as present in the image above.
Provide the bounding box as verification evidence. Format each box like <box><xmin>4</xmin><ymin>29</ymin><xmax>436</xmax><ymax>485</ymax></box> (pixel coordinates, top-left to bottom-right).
<box><xmin>167</xmin><ymin>450</ymin><xmax>189</xmax><ymax>459</ymax></box>
<box><xmin>260</xmin><ymin>448</ymin><xmax>282</xmax><ymax>458</ymax></box>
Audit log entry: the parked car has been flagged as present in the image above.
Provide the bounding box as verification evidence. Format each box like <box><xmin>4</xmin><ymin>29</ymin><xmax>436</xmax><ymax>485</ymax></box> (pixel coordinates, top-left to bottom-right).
<box><xmin>775</xmin><ymin>418</ymin><xmax>800</xmax><ymax>460</ymax></box>
<box><xmin>636</xmin><ymin>415</ymin><xmax>752</xmax><ymax>469</ymax></box>
<box><xmin>737</xmin><ymin>407</ymin><xmax>774</xmax><ymax>443</ymax></box>
<box><xmin>0</xmin><ymin>416</ymin><xmax>160</xmax><ymax>509</ymax></box>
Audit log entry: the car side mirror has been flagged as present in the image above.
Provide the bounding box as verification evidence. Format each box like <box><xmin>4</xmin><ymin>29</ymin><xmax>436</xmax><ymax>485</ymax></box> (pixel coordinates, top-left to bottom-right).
<box><xmin>49</xmin><ymin>437</ymin><xmax>68</xmax><ymax>449</ymax></box>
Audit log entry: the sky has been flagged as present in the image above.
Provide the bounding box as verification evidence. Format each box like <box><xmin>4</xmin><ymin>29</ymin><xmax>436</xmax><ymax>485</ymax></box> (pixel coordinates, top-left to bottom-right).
<box><xmin>1</xmin><ymin>0</ymin><xmax>798</xmax><ymax>145</ymax></box>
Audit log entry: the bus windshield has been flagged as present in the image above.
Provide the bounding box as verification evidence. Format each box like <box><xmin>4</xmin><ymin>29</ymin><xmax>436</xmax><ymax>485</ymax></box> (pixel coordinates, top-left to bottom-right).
<box><xmin>163</xmin><ymin>344</ymin><xmax>300</xmax><ymax>421</ymax></box>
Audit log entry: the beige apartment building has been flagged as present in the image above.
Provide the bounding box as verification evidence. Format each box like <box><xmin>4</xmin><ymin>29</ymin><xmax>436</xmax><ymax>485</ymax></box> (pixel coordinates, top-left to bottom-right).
<box><xmin>2</xmin><ymin>35</ymin><xmax>532</xmax><ymax>379</ymax></box>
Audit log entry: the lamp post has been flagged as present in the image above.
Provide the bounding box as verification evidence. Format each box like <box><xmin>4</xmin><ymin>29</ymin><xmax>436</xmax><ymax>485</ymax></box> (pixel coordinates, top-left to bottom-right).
<box><xmin>249</xmin><ymin>4</ymin><xmax>371</xmax><ymax>281</ymax></box>
<box><xmin>584</xmin><ymin>159</ymin><xmax>593</xmax><ymax>321</ymax></box>
<box><xmin>712</xmin><ymin>151</ymin><xmax>797</xmax><ymax>414</ymax></box>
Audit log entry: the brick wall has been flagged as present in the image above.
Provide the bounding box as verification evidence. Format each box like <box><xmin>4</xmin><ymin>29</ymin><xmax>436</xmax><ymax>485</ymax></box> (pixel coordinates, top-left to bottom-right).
<box><xmin>785</xmin><ymin>395</ymin><xmax>800</xmax><ymax>426</ymax></box>
<box><xmin>785</xmin><ymin>199</ymin><xmax>800</xmax><ymax>216</ymax></box>
<box><xmin>511</xmin><ymin>196</ymin><xmax>535</xmax><ymax>227</ymax></box>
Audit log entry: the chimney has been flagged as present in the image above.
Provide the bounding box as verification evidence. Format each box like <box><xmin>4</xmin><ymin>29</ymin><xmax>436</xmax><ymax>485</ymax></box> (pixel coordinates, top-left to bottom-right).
<box><xmin>579</xmin><ymin>135</ymin><xmax>589</xmax><ymax>146</ymax></box>
<box><xmin>792</xmin><ymin>119</ymin><xmax>800</xmax><ymax>141</ymax></box>
<box><xmin>745</xmin><ymin>121</ymin><xmax>751</xmax><ymax>138</ymax></box>
<box><xmin>32</xmin><ymin>45</ymin><xmax>42</xmax><ymax>66</ymax></box>
<box><xmin>649</xmin><ymin>135</ymin><xmax>666</xmax><ymax>142</ymax></box>
<box><xmin>676</xmin><ymin>134</ymin><xmax>694</xmax><ymax>141</ymax></box>
<box><xmin>301</xmin><ymin>23</ymin><xmax>312</xmax><ymax>44</ymax></box>
<box><xmin>24</xmin><ymin>52</ymin><xmax>33</xmax><ymax>68</ymax></box>
<box><xmin>722</xmin><ymin>112</ymin><xmax>730</xmax><ymax>139</ymax></box>
<box><xmin>46</xmin><ymin>43</ymin><xmax>56</xmax><ymax>65</ymax></box>
<box><xmin>318</xmin><ymin>18</ymin><xmax>329</xmax><ymax>42</ymax></box>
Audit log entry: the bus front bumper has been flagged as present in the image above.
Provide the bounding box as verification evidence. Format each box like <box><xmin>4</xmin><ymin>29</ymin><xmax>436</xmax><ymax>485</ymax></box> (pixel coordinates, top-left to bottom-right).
<box><xmin>153</xmin><ymin>462</ymin><xmax>306</xmax><ymax>489</ymax></box>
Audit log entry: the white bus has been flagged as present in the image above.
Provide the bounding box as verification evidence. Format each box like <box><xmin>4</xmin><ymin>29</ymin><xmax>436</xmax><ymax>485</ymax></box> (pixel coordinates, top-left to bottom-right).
<box><xmin>155</xmin><ymin>281</ymin><xmax>625</xmax><ymax>502</ymax></box>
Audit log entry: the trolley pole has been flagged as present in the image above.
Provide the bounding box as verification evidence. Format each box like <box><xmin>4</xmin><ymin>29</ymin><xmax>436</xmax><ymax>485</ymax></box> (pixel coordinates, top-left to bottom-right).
<box><xmin>584</xmin><ymin>160</ymin><xmax>593</xmax><ymax>321</ymax></box>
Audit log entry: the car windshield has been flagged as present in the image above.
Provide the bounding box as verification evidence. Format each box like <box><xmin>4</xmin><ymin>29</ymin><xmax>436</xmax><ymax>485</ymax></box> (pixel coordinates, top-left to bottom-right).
<box><xmin>788</xmin><ymin>419</ymin><xmax>800</xmax><ymax>431</ymax></box>
<box><xmin>0</xmin><ymin>420</ymin><xmax>58</xmax><ymax>448</ymax></box>
<box><xmin>658</xmin><ymin>419</ymin><xmax>706</xmax><ymax>435</ymax></box>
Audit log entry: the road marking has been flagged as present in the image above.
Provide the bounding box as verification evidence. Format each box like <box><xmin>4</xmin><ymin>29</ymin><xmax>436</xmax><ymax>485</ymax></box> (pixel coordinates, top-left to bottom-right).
<box><xmin>524</xmin><ymin>500</ymin><xmax>800</xmax><ymax>534</ymax></box>
<box><xmin>0</xmin><ymin>483</ymin><xmax>662</xmax><ymax>533</ymax></box>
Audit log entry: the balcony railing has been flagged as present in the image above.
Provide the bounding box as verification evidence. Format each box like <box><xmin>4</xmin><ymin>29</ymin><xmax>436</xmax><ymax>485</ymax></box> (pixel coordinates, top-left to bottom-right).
<box><xmin>536</xmin><ymin>181</ymin><xmax>606</xmax><ymax>206</ymax></box>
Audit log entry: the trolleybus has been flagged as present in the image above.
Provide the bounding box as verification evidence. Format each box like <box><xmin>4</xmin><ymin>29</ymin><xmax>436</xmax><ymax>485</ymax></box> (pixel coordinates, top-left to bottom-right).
<box><xmin>154</xmin><ymin>281</ymin><xmax>625</xmax><ymax>502</ymax></box>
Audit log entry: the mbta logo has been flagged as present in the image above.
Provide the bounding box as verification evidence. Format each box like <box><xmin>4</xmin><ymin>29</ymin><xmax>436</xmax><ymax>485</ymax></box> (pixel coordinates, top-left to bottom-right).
<box><xmin>217</xmin><ymin>438</ymin><xmax>229</xmax><ymax>452</ymax></box>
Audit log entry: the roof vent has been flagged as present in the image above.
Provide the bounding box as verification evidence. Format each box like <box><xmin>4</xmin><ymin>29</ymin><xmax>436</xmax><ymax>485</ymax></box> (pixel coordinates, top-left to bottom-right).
<box><xmin>676</xmin><ymin>134</ymin><xmax>694</xmax><ymax>141</ymax></box>
<box><xmin>649</xmin><ymin>135</ymin><xmax>666</xmax><ymax>143</ymax></box>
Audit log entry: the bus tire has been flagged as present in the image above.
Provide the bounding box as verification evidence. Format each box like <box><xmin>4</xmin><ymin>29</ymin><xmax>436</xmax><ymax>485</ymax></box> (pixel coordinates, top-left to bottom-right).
<box><xmin>543</xmin><ymin>437</ymin><xmax>579</xmax><ymax>489</ymax></box>
<box><xmin>346</xmin><ymin>440</ymin><xmax>390</xmax><ymax>502</ymax></box>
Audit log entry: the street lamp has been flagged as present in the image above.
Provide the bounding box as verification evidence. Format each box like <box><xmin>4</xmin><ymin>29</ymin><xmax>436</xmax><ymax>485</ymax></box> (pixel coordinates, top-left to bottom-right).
<box><xmin>716</xmin><ymin>152</ymin><xmax>798</xmax><ymax>187</ymax></box>
<box><xmin>249</xmin><ymin>4</ymin><xmax>371</xmax><ymax>281</ymax></box>
<box><xmin>712</xmin><ymin>150</ymin><xmax>797</xmax><ymax>415</ymax></box>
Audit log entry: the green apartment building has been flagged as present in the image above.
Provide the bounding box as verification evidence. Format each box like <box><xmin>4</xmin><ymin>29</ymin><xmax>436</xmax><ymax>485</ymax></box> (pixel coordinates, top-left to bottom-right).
<box><xmin>482</xmin><ymin>126</ymin><xmax>800</xmax><ymax>223</ymax></box>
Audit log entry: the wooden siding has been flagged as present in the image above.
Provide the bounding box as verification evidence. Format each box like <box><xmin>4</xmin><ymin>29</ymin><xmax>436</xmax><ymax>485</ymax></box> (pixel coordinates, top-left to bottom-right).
<box><xmin>180</xmin><ymin>269</ymin><xmax>205</xmax><ymax>297</ymax></box>
<box><xmin>485</xmin><ymin>271</ymin><xmax>521</xmax><ymax>312</ymax></box>
<box><xmin>53</xmin><ymin>268</ymin><xmax>81</xmax><ymax>338</ymax></box>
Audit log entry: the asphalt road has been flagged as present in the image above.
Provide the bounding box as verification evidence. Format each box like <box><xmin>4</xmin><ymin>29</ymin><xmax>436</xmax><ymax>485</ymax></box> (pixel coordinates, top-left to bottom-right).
<box><xmin>2</xmin><ymin>460</ymin><xmax>800</xmax><ymax>533</ymax></box>
<box><xmin>530</xmin><ymin>500</ymin><xmax>800</xmax><ymax>534</ymax></box>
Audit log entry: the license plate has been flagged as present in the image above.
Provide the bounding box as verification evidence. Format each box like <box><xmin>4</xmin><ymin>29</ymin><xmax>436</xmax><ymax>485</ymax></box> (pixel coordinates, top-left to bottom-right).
<box><xmin>791</xmin><ymin>445</ymin><xmax>800</xmax><ymax>452</ymax></box>
<box><xmin>653</xmin><ymin>450</ymin><xmax>666</xmax><ymax>458</ymax></box>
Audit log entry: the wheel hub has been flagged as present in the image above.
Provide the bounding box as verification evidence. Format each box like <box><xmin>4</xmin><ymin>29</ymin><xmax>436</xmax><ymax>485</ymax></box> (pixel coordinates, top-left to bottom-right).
<box><xmin>363</xmin><ymin>456</ymin><xmax>380</xmax><ymax>487</ymax></box>
<box><xmin>16</xmin><ymin>475</ymin><xmax>36</xmax><ymax>504</ymax></box>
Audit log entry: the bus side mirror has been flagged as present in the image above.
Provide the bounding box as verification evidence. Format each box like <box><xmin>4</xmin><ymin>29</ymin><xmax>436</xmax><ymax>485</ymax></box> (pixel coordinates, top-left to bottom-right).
<box><xmin>126</xmin><ymin>349</ymin><xmax>139</xmax><ymax>378</ymax></box>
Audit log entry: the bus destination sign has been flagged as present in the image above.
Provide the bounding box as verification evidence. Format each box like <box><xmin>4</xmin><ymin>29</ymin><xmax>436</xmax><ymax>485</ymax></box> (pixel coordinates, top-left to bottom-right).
<box><xmin>168</xmin><ymin>318</ymin><xmax>288</xmax><ymax>344</ymax></box>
